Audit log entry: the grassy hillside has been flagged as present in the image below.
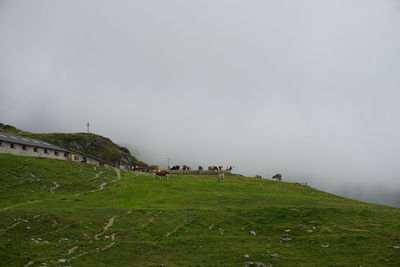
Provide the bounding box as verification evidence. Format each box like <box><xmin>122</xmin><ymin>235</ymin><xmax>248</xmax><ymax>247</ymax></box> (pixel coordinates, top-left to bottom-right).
<box><xmin>0</xmin><ymin>154</ymin><xmax>400</xmax><ymax>266</ymax></box>
<box><xmin>0</xmin><ymin>122</ymin><xmax>148</xmax><ymax>167</ymax></box>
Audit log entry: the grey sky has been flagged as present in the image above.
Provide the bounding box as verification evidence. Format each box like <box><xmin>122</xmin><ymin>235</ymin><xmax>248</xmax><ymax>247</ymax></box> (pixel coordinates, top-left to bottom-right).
<box><xmin>1</xmin><ymin>1</ymin><xmax>400</xmax><ymax>206</ymax></box>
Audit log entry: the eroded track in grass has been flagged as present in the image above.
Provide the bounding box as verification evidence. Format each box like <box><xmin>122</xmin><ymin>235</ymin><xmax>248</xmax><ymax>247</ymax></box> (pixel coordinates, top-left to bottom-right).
<box><xmin>0</xmin><ymin>168</ymin><xmax>121</xmax><ymax>213</ymax></box>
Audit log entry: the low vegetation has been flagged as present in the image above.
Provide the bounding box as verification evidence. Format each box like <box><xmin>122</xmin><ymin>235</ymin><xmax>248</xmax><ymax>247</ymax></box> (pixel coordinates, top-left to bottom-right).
<box><xmin>0</xmin><ymin>154</ymin><xmax>400</xmax><ymax>266</ymax></box>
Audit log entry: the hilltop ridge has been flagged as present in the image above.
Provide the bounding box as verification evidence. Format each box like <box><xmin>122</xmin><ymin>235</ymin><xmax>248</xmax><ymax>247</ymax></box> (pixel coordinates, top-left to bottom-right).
<box><xmin>0</xmin><ymin>122</ymin><xmax>148</xmax><ymax>168</ymax></box>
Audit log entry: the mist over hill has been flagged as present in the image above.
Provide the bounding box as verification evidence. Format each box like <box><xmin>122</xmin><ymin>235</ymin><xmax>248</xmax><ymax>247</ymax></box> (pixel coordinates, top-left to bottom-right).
<box><xmin>1</xmin><ymin>1</ymin><xmax>400</xmax><ymax>208</ymax></box>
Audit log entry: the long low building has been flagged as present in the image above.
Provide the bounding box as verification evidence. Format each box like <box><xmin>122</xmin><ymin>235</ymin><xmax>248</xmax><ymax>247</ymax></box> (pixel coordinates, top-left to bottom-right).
<box><xmin>67</xmin><ymin>148</ymin><xmax>115</xmax><ymax>168</ymax></box>
<box><xmin>0</xmin><ymin>132</ymin><xmax>115</xmax><ymax>168</ymax></box>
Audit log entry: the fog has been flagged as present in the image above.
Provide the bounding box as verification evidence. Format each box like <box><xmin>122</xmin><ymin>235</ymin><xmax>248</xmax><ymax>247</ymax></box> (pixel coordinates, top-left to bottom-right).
<box><xmin>1</xmin><ymin>0</ymin><xmax>400</xmax><ymax>207</ymax></box>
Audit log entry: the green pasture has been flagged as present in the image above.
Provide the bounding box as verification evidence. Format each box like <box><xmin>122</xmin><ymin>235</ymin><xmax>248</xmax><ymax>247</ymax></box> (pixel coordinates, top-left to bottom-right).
<box><xmin>0</xmin><ymin>154</ymin><xmax>399</xmax><ymax>266</ymax></box>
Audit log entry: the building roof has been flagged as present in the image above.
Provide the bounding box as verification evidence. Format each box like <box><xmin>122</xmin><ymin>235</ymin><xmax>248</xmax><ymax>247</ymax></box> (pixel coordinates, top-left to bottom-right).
<box><xmin>68</xmin><ymin>148</ymin><xmax>116</xmax><ymax>167</ymax></box>
<box><xmin>0</xmin><ymin>132</ymin><xmax>69</xmax><ymax>152</ymax></box>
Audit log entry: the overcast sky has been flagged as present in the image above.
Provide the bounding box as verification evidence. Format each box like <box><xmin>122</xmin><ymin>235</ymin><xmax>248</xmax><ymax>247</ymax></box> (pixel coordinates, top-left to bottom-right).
<box><xmin>1</xmin><ymin>0</ymin><xmax>400</xmax><ymax>206</ymax></box>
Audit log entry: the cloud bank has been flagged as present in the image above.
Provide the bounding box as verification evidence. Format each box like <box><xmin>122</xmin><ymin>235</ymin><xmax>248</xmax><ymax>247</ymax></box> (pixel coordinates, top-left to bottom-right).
<box><xmin>1</xmin><ymin>0</ymin><xmax>400</xmax><ymax>206</ymax></box>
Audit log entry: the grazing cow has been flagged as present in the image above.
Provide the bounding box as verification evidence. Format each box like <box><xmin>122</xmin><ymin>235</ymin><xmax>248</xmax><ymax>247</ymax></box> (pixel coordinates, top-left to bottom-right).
<box><xmin>226</xmin><ymin>166</ymin><xmax>234</xmax><ymax>171</ymax></box>
<box><xmin>182</xmin><ymin>165</ymin><xmax>192</xmax><ymax>171</ymax></box>
<box><xmin>133</xmin><ymin>166</ymin><xmax>144</xmax><ymax>172</ymax></box>
<box><xmin>156</xmin><ymin>169</ymin><xmax>169</xmax><ymax>180</ymax></box>
<box><xmin>148</xmin><ymin>165</ymin><xmax>159</xmax><ymax>173</ymax></box>
<box><xmin>198</xmin><ymin>166</ymin><xmax>203</xmax><ymax>171</ymax></box>
<box><xmin>217</xmin><ymin>173</ymin><xmax>224</xmax><ymax>182</ymax></box>
<box><xmin>255</xmin><ymin>175</ymin><xmax>262</xmax><ymax>178</ymax></box>
<box><xmin>272</xmin><ymin>173</ymin><xmax>282</xmax><ymax>181</ymax></box>
<box><xmin>208</xmin><ymin>166</ymin><xmax>219</xmax><ymax>171</ymax></box>
<box><xmin>170</xmin><ymin>165</ymin><xmax>180</xmax><ymax>171</ymax></box>
<box><xmin>218</xmin><ymin>166</ymin><xmax>223</xmax><ymax>171</ymax></box>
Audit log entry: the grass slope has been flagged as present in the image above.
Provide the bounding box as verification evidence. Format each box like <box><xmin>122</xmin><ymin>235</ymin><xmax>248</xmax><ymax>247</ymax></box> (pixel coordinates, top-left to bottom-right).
<box><xmin>0</xmin><ymin>154</ymin><xmax>399</xmax><ymax>266</ymax></box>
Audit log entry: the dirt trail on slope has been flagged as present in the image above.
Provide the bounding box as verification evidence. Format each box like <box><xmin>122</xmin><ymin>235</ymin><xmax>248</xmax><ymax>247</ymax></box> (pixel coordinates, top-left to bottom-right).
<box><xmin>63</xmin><ymin>206</ymin><xmax>131</xmax><ymax>264</ymax></box>
<box><xmin>0</xmin><ymin>200</ymin><xmax>43</xmax><ymax>212</ymax></box>
<box><xmin>88</xmin><ymin>169</ymin><xmax>120</xmax><ymax>193</ymax></box>
<box><xmin>94</xmin><ymin>209</ymin><xmax>132</xmax><ymax>240</ymax></box>
<box><xmin>24</xmin><ymin>260</ymin><xmax>35</xmax><ymax>267</ymax></box>
<box><xmin>0</xmin><ymin>214</ymin><xmax>44</xmax><ymax>234</ymax></box>
<box><xmin>94</xmin><ymin>215</ymin><xmax>119</xmax><ymax>240</ymax></box>
<box><xmin>88</xmin><ymin>171</ymin><xmax>103</xmax><ymax>181</ymax></box>
<box><xmin>11</xmin><ymin>169</ymin><xmax>125</xmax><ymax>266</ymax></box>
<box><xmin>63</xmin><ymin>242</ymin><xmax>116</xmax><ymax>263</ymax></box>
<box><xmin>76</xmin><ymin>168</ymin><xmax>121</xmax><ymax>195</ymax></box>
<box><xmin>50</xmin><ymin>181</ymin><xmax>60</xmax><ymax>193</ymax></box>
<box><xmin>1</xmin><ymin>169</ymin><xmax>121</xmax><ymax>212</ymax></box>
<box><xmin>67</xmin><ymin>245</ymin><xmax>79</xmax><ymax>254</ymax></box>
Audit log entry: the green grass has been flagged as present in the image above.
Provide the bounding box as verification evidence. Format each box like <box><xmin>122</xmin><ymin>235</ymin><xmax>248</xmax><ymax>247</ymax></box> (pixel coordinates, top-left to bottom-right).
<box><xmin>0</xmin><ymin>154</ymin><xmax>400</xmax><ymax>266</ymax></box>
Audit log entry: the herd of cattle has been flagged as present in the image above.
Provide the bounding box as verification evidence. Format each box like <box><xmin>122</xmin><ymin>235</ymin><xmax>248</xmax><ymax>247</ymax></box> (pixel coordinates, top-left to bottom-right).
<box><xmin>170</xmin><ymin>165</ymin><xmax>193</xmax><ymax>170</ymax></box>
<box><xmin>133</xmin><ymin>165</ymin><xmax>234</xmax><ymax>172</ymax></box>
<box><xmin>132</xmin><ymin>164</ymin><xmax>283</xmax><ymax>182</ymax></box>
<box><xmin>169</xmin><ymin>165</ymin><xmax>234</xmax><ymax>171</ymax></box>
<box><xmin>254</xmin><ymin>173</ymin><xmax>283</xmax><ymax>180</ymax></box>
<box><xmin>153</xmin><ymin>171</ymin><xmax>283</xmax><ymax>181</ymax></box>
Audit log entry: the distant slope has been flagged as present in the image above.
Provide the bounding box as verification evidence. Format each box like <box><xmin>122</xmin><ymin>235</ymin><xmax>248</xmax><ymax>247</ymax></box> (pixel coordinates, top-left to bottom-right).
<box><xmin>0</xmin><ymin>154</ymin><xmax>399</xmax><ymax>266</ymax></box>
<box><xmin>0</xmin><ymin>123</ymin><xmax>20</xmax><ymax>134</ymax></box>
<box><xmin>0</xmin><ymin>122</ymin><xmax>148</xmax><ymax>167</ymax></box>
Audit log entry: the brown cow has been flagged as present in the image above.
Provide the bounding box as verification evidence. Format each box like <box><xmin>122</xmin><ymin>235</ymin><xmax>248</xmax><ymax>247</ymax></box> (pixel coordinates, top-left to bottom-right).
<box><xmin>182</xmin><ymin>165</ymin><xmax>192</xmax><ymax>171</ymax></box>
<box><xmin>255</xmin><ymin>175</ymin><xmax>262</xmax><ymax>178</ymax></box>
<box><xmin>133</xmin><ymin>166</ymin><xmax>144</xmax><ymax>172</ymax></box>
<box><xmin>148</xmin><ymin>165</ymin><xmax>159</xmax><ymax>173</ymax></box>
<box><xmin>156</xmin><ymin>169</ymin><xmax>169</xmax><ymax>180</ymax></box>
<box><xmin>272</xmin><ymin>173</ymin><xmax>282</xmax><ymax>181</ymax></box>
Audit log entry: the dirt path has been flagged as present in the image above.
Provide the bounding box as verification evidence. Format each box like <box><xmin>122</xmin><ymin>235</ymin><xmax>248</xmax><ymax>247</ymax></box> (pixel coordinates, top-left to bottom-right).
<box><xmin>63</xmin><ymin>206</ymin><xmax>130</xmax><ymax>264</ymax></box>
<box><xmin>24</xmin><ymin>260</ymin><xmax>35</xmax><ymax>267</ymax></box>
<box><xmin>2</xmin><ymin>169</ymin><xmax>121</xmax><ymax>212</ymax></box>
<box><xmin>87</xmin><ymin>169</ymin><xmax>120</xmax><ymax>193</ymax></box>
<box><xmin>9</xmin><ymin>169</ymin><xmax>125</xmax><ymax>266</ymax></box>
<box><xmin>94</xmin><ymin>209</ymin><xmax>132</xmax><ymax>240</ymax></box>
<box><xmin>76</xmin><ymin>168</ymin><xmax>121</xmax><ymax>196</ymax></box>
<box><xmin>63</xmin><ymin>242</ymin><xmax>116</xmax><ymax>263</ymax></box>
<box><xmin>88</xmin><ymin>171</ymin><xmax>103</xmax><ymax>181</ymax></box>
<box><xmin>67</xmin><ymin>245</ymin><xmax>80</xmax><ymax>254</ymax></box>
<box><xmin>0</xmin><ymin>214</ymin><xmax>44</xmax><ymax>234</ymax></box>
<box><xmin>94</xmin><ymin>215</ymin><xmax>119</xmax><ymax>240</ymax></box>
<box><xmin>0</xmin><ymin>200</ymin><xmax>43</xmax><ymax>212</ymax></box>
<box><xmin>49</xmin><ymin>181</ymin><xmax>60</xmax><ymax>193</ymax></box>
<box><xmin>0</xmin><ymin>219</ymin><xmax>27</xmax><ymax>234</ymax></box>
